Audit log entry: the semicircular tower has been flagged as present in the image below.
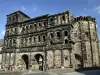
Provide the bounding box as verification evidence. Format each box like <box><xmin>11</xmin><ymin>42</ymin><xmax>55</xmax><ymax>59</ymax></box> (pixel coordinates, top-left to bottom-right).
<box><xmin>71</xmin><ymin>16</ymin><xmax>100</xmax><ymax>68</ymax></box>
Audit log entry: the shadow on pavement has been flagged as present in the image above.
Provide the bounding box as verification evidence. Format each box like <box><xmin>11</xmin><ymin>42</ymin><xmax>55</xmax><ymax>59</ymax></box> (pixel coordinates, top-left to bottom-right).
<box><xmin>75</xmin><ymin>67</ymin><xmax>100</xmax><ymax>75</ymax></box>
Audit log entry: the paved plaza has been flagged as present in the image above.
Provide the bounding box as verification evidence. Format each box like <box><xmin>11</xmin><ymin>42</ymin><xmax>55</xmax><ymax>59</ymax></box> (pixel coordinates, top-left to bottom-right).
<box><xmin>0</xmin><ymin>70</ymin><xmax>100</xmax><ymax>75</ymax></box>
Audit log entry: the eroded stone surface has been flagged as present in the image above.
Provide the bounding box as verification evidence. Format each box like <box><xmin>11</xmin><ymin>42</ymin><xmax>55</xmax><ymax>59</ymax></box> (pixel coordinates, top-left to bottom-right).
<box><xmin>0</xmin><ymin>10</ymin><xmax>99</xmax><ymax>71</ymax></box>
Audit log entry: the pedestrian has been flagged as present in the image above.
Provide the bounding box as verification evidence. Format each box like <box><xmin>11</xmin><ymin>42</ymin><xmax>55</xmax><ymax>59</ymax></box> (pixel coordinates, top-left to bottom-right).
<box><xmin>8</xmin><ymin>65</ymin><xmax>10</xmax><ymax>70</ymax></box>
<box><xmin>10</xmin><ymin>65</ymin><xmax>14</xmax><ymax>71</ymax></box>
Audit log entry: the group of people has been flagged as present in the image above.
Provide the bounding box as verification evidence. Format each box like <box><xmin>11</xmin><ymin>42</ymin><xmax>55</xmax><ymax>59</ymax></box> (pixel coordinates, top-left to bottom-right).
<box><xmin>0</xmin><ymin>63</ymin><xmax>49</xmax><ymax>71</ymax></box>
<box><xmin>31</xmin><ymin>62</ymin><xmax>44</xmax><ymax>71</ymax></box>
<box><xmin>31</xmin><ymin>63</ymin><xmax>39</xmax><ymax>71</ymax></box>
<box><xmin>1</xmin><ymin>65</ymin><xmax>14</xmax><ymax>71</ymax></box>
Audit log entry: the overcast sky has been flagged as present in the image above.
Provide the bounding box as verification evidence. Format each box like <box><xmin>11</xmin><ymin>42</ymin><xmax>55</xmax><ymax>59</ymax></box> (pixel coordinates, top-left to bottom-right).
<box><xmin>0</xmin><ymin>0</ymin><xmax>100</xmax><ymax>40</ymax></box>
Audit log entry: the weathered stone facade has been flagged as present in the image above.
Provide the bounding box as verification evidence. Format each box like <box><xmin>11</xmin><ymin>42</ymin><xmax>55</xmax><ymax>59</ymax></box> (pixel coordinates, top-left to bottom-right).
<box><xmin>1</xmin><ymin>10</ymin><xmax>100</xmax><ymax>71</ymax></box>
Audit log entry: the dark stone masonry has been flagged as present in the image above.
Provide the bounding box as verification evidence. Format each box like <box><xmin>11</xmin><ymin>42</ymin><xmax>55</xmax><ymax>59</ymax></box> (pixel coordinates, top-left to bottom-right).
<box><xmin>1</xmin><ymin>10</ymin><xmax>99</xmax><ymax>71</ymax></box>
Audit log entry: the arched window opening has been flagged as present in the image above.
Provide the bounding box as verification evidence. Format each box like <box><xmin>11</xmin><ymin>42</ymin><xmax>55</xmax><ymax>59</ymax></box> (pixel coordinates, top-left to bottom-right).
<box><xmin>65</xmin><ymin>39</ymin><xmax>68</xmax><ymax>44</ymax></box>
<box><xmin>34</xmin><ymin>37</ymin><xmax>36</xmax><ymax>42</ymax></box>
<box><xmin>75</xmin><ymin>54</ymin><xmax>83</xmax><ymax>67</ymax></box>
<box><xmin>34</xmin><ymin>24</ymin><xmax>37</xmax><ymax>30</ymax></box>
<box><xmin>62</xmin><ymin>15</ymin><xmax>65</xmax><ymax>21</ymax></box>
<box><xmin>39</xmin><ymin>23</ymin><xmax>41</xmax><ymax>27</ymax></box>
<box><xmin>64</xmin><ymin>31</ymin><xmax>68</xmax><ymax>36</ymax></box>
<box><xmin>22</xmin><ymin>27</ymin><xmax>25</xmax><ymax>33</ymax></box>
<box><xmin>65</xmin><ymin>56</ymin><xmax>68</xmax><ymax>60</ymax></box>
<box><xmin>50</xmin><ymin>18</ymin><xmax>53</xmax><ymax>22</ymax></box>
<box><xmin>50</xmin><ymin>33</ymin><xmax>54</xmax><ymax>38</ymax></box>
<box><xmin>34</xmin><ymin>54</ymin><xmax>43</xmax><ymax>71</ymax></box>
<box><xmin>43</xmin><ymin>36</ymin><xmax>46</xmax><ymax>42</ymax></box>
<box><xmin>85</xmin><ymin>32</ymin><xmax>89</xmax><ymax>38</ymax></box>
<box><xmin>30</xmin><ymin>25</ymin><xmax>33</xmax><ymax>29</ymax></box>
<box><xmin>43</xmin><ymin>22</ymin><xmax>46</xmax><ymax>26</ymax></box>
<box><xmin>50</xmin><ymin>40</ymin><xmax>53</xmax><ymax>45</ymax></box>
<box><xmin>9</xmin><ymin>39</ymin><xmax>12</xmax><ymax>46</ymax></box>
<box><xmin>26</xmin><ymin>26</ymin><xmax>28</xmax><ymax>29</ymax></box>
<box><xmin>15</xmin><ymin>28</ymin><xmax>17</xmax><ymax>33</ymax></box>
<box><xmin>22</xmin><ymin>54</ymin><xmax>29</xmax><ymax>69</ymax></box>
<box><xmin>13</xmin><ymin>39</ymin><xmax>16</xmax><ymax>44</ymax></box>
<box><xmin>38</xmin><ymin>36</ymin><xmax>41</xmax><ymax>42</ymax></box>
<box><xmin>29</xmin><ymin>37</ymin><xmax>32</xmax><ymax>43</ymax></box>
<box><xmin>57</xmin><ymin>32</ymin><xmax>61</xmax><ymax>37</ymax></box>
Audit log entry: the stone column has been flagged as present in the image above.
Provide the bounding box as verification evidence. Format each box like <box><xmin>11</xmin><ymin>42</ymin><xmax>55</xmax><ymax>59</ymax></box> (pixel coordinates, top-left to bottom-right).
<box><xmin>29</xmin><ymin>52</ymin><xmax>32</xmax><ymax>70</ymax></box>
<box><xmin>61</xmin><ymin>50</ymin><xmax>64</xmax><ymax>68</ymax></box>
<box><xmin>1</xmin><ymin>53</ymin><xmax>3</xmax><ymax>66</ymax></box>
<box><xmin>14</xmin><ymin>49</ymin><xmax>19</xmax><ymax>70</ymax></box>
<box><xmin>7</xmin><ymin>53</ymin><xmax>9</xmax><ymax>65</ymax></box>
<box><xmin>58</xmin><ymin>15</ymin><xmax>61</xmax><ymax>24</ymax></box>
<box><xmin>44</xmin><ymin>50</ymin><xmax>47</xmax><ymax>71</ymax></box>
<box><xmin>53</xmin><ymin>50</ymin><xmax>55</xmax><ymax>68</ymax></box>
<box><xmin>13</xmin><ymin>52</ymin><xmax>16</xmax><ymax>66</ymax></box>
<box><xmin>5</xmin><ymin>53</ymin><xmax>7</xmax><ymax>65</ymax></box>
<box><xmin>1</xmin><ymin>53</ymin><xmax>3</xmax><ymax>62</ymax></box>
<box><xmin>69</xmin><ymin>49</ymin><xmax>73</xmax><ymax>67</ymax></box>
<box><xmin>9</xmin><ymin>53</ymin><xmax>11</xmax><ymax>65</ymax></box>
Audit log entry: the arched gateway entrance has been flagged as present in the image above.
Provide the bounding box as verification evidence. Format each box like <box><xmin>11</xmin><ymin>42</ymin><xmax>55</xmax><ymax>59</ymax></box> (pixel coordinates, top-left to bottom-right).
<box><xmin>34</xmin><ymin>54</ymin><xmax>43</xmax><ymax>71</ymax></box>
<box><xmin>21</xmin><ymin>54</ymin><xmax>44</xmax><ymax>70</ymax></box>
<box><xmin>22</xmin><ymin>54</ymin><xmax>29</xmax><ymax>69</ymax></box>
<box><xmin>75</xmin><ymin>54</ymin><xmax>83</xmax><ymax>68</ymax></box>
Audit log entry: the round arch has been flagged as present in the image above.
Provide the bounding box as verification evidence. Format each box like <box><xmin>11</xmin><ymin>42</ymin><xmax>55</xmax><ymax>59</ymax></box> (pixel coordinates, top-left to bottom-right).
<box><xmin>75</xmin><ymin>54</ymin><xmax>83</xmax><ymax>68</ymax></box>
<box><xmin>34</xmin><ymin>54</ymin><xmax>43</xmax><ymax>64</ymax></box>
<box><xmin>21</xmin><ymin>54</ymin><xmax>29</xmax><ymax>69</ymax></box>
<box><xmin>34</xmin><ymin>53</ymin><xmax>44</xmax><ymax>71</ymax></box>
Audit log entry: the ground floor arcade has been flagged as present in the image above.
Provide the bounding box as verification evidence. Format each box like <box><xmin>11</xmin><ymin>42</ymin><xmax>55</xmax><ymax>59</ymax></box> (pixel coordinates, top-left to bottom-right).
<box><xmin>0</xmin><ymin>48</ymin><xmax>95</xmax><ymax>71</ymax></box>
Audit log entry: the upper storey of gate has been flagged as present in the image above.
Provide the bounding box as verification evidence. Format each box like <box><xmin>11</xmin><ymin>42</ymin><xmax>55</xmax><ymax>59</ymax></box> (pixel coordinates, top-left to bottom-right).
<box><xmin>6</xmin><ymin>10</ymin><xmax>30</xmax><ymax>25</ymax></box>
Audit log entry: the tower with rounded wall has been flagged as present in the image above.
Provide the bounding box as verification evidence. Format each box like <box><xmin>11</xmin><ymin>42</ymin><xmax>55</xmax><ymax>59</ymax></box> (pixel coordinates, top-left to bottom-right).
<box><xmin>71</xmin><ymin>16</ymin><xmax>100</xmax><ymax>68</ymax></box>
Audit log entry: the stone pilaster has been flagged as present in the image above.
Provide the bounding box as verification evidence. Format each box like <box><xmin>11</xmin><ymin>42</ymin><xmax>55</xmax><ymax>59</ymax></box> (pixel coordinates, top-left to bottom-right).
<box><xmin>29</xmin><ymin>52</ymin><xmax>32</xmax><ymax>66</ymax></box>
<box><xmin>1</xmin><ymin>53</ymin><xmax>3</xmax><ymax>64</ymax></box>
<box><xmin>9</xmin><ymin>53</ymin><xmax>11</xmax><ymax>65</ymax></box>
<box><xmin>61</xmin><ymin>50</ymin><xmax>64</xmax><ymax>68</ymax></box>
<box><xmin>5</xmin><ymin>53</ymin><xmax>7</xmax><ymax>65</ymax></box>
<box><xmin>44</xmin><ymin>50</ymin><xmax>47</xmax><ymax>71</ymax></box>
<box><xmin>53</xmin><ymin>50</ymin><xmax>55</xmax><ymax>68</ymax></box>
<box><xmin>69</xmin><ymin>49</ymin><xmax>73</xmax><ymax>67</ymax></box>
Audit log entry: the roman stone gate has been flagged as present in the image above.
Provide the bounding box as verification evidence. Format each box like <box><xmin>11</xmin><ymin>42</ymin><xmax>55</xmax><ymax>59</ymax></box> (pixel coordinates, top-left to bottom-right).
<box><xmin>17</xmin><ymin>52</ymin><xmax>44</xmax><ymax>71</ymax></box>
